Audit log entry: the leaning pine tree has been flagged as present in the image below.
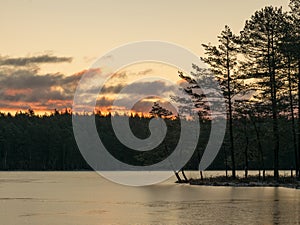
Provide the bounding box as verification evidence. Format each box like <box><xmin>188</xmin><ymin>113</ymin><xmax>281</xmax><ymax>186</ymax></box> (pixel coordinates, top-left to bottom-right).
<box><xmin>149</xmin><ymin>102</ymin><xmax>188</xmax><ymax>183</ymax></box>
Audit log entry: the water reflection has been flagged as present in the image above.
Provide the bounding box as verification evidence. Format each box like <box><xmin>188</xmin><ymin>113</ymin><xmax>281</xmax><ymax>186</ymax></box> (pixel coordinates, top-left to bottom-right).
<box><xmin>0</xmin><ymin>172</ymin><xmax>299</xmax><ymax>225</ymax></box>
<box><xmin>272</xmin><ymin>188</ymin><xmax>280</xmax><ymax>225</ymax></box>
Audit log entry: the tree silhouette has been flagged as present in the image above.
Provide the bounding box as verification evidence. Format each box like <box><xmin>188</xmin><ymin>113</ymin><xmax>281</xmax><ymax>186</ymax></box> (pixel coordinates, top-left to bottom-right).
<box><xmin>289</xmin><ymin>0</ymin><xmax>300</xmax><ymax>179</ymax></box>
<box><xmin>240</xmin><ymin>6</ymin><xmax>287</xmax><ymax>180</ymax></box>
<box><xmin>149</xmin><ymin>102</ymin><xmax>173</xmax><ymax>118</ymax></box>
<box><xmin>200</xmin><ymin>25</ymin><xmax>240</xmax><ymax>178</ymax></box>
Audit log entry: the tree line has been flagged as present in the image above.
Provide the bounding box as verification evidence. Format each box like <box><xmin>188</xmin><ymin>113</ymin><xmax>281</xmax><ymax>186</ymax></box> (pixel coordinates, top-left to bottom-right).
<box><xmin>0</xmin><ymin>108</ymin><xmax>297</xmax><ymax>175</ymax></box>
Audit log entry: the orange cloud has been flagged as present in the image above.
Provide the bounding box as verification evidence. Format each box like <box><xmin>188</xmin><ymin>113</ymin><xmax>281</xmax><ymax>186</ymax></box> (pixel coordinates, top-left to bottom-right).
<box><xmin>4</xmin><ymin>88</ymin><xmax>32</xmax><ymax>96</ymax></box>
<box><xmin>0</xmin><ymin>57</ymin><xmax>186</xmax><ymax>116</ymax></box>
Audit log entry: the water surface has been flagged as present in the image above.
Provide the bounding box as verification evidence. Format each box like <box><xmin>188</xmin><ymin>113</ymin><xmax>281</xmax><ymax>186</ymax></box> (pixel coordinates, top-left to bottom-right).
<box><xmin>0</xmin><ymin>172</ymin><xmax>299</xmax><ymax>225</ymax></box>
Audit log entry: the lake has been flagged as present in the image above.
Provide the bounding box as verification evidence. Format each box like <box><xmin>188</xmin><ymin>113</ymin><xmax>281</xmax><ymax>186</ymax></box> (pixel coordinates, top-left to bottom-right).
<box><xmin>0</xmin><ymin>171</ymin><xmax>299</xmax><ymax>225</ymax></box>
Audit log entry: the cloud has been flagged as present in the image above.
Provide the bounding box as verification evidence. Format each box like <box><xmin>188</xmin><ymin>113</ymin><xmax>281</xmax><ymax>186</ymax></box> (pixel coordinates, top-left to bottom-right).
<box><xmin>96</xmin><ymin>96</ymin><xmax>114</xmax><ymax>107</ymax></box>
<box><xmin>137</xmin><ymin>69</ymin><xmax>153</xmax><ymax>75</ymax></box>
<box><xmin>0</xmin><ymin>69</ymin><xmax>77</xmax><ymax>110</ymax></box>
<box><xmin>95</xmin><ymin>81</ymin><xmax>179</xmax><ymax>114</ymax></box>
<box><xmin>0</xmin><ymin>54</ymin><xmax>72</xmax><ymax>66</ymax></box>
<box><xmin>0</xmin><ymin>56</ymin><xmax>180</xmax><ymax>114</ymax></box>
<box><xmin>116</xmin><ymin>80</ymin><xmax>176</xmax><ymax>96</ymax></box>
<box><xmin>0</xmin><ymin>69</ymin><xmax>62</xmax><ymax>89</ymax></box>
<box><xmin>101</xmin><ymin>84</ymin><xmax>124</xmax><ymax>94</ymax></box>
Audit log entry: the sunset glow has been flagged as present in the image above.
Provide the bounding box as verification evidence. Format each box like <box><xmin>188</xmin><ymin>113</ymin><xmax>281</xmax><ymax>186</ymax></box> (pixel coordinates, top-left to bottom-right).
<box><xmin>0</xmin><ymin>0</ymin><xmax>289</xmax><ymax>114</ymax></box>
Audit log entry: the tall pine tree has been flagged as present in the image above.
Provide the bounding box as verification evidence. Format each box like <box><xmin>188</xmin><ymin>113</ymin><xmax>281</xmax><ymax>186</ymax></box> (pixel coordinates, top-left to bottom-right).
<box><xmin>240</xmin><ymin>6</ymin><xmax>287</xmax><ymax>180</ymax></box>
<box><xmin>200</xmin><ymin>25</ymin><xmax>240</xmax><ymax>178</ymax></box>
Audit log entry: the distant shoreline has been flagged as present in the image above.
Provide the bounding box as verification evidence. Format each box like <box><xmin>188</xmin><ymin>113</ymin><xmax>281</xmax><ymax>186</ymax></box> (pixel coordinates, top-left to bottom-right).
<box><xmin>1</xmin><ymin>170</ymin><xmax>300</xmax><ymax>189</ymax></box>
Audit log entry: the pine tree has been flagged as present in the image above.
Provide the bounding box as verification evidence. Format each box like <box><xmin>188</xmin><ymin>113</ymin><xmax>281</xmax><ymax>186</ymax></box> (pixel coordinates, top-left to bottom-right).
<box><xmin>149</xmin><ymin>102</ymin><xmax>173</xmax><ymax>118</ymax></box>
<box><xmin>240</xmin><ymin>6</ymin><xmax>287</xmax><ymax>180</ymax></box>
<box><xmin>289</xmin><ymin>0</ymin><xmax>300</xmax><ymax>179</ymax></box>
<box><xmin>200</xmin><ymin>25</ymin><xmax>240</xmax><ymax>178</ymax></box>
<box><xmin>279</xmin><ymin>15</ymin><xmax>299</xmax><ymax>178</ymax></box>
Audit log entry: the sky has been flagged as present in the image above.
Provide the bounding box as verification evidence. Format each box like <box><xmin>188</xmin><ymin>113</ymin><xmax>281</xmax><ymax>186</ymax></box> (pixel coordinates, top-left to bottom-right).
<box><xmin>0</xmin><ymin>0</ymin><xmax>290</xmax><ymax>114</ymax></box>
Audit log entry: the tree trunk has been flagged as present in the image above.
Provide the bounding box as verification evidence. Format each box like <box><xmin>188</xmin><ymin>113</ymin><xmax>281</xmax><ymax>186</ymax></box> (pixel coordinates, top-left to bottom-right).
<box><xmin>298</xmin><ymin>60</ymin><xmax>300</xmax><ymax>179</ymax></box>
<box><xmin>200</xmin><ymin>171</ymin><xmax>204</xmax><ymax>181</ymax></box>
<box><xmin>181</xmin><ymin>169</ymin><xmax>188</xmax><ymax>182</ymax></box>
<box><xmin>287</xmin><ymin>56</ymin><xmax>299</xmax><ymax>178</ymax></box>
<box><xmin>175</xmin><ymin>171</ymin><xmax>182</xmax><ymax>183</ymax></box>
<box><xmin>224</xmin><ymin>146</ymin><xmax>228</xmax><ymax>178</ymax></box>
<box><xmin>226</xmin><ymin>39</ymin><xmax>236</xmax><ymax>178</ymax></box>
<box><xmin>244</xmin><ymin>125</ymin><xmax>249</xmax><ymax>179</ymax></box>
<box><xmin>268</xmin><ymin>33</ymin><xmax>279</xmax><ymax>181</ymax></box>
<box><xmin>164</xmin><ymin>144</ymin><xmax>182</xmax><ymax>182</ymax></box>
<box><xmin>252</xmin><ymin>120</ymin><xmax>265</xmax><ymax>180</ymax></box>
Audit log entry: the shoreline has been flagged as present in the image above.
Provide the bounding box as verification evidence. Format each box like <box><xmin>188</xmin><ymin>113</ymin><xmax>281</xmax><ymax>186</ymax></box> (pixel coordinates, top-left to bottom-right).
<box><xmin>185</xmin><ymin>175</ymin><xmax>300</xmax><ymax>189</ymax></box>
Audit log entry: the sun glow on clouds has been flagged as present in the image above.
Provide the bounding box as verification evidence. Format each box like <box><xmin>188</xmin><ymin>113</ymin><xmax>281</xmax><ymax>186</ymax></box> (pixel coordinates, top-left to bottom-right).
<box><xmin>93</xmin><ymin>62</ymin><xmax>183</xmax><ymax>115</ymax></box>
<box><xmin>0</xmin><ymin>55</ymin><xmax>187</xmax><ymax>115</ymax></box>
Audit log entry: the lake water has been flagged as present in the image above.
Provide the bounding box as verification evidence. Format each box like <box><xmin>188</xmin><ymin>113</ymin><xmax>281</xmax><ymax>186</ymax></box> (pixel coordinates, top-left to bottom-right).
<box><xmin>1</xmin><ymin>171</ymin><xmax>300</xmax><ymax>225</ymax></box>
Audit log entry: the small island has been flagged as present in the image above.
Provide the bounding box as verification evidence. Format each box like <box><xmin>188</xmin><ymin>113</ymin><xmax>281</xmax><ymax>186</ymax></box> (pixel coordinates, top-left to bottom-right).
<box><xmin>188</xmin><ymin>175</ymin><xmax>300</xmax><ymax>189</ymax></box>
